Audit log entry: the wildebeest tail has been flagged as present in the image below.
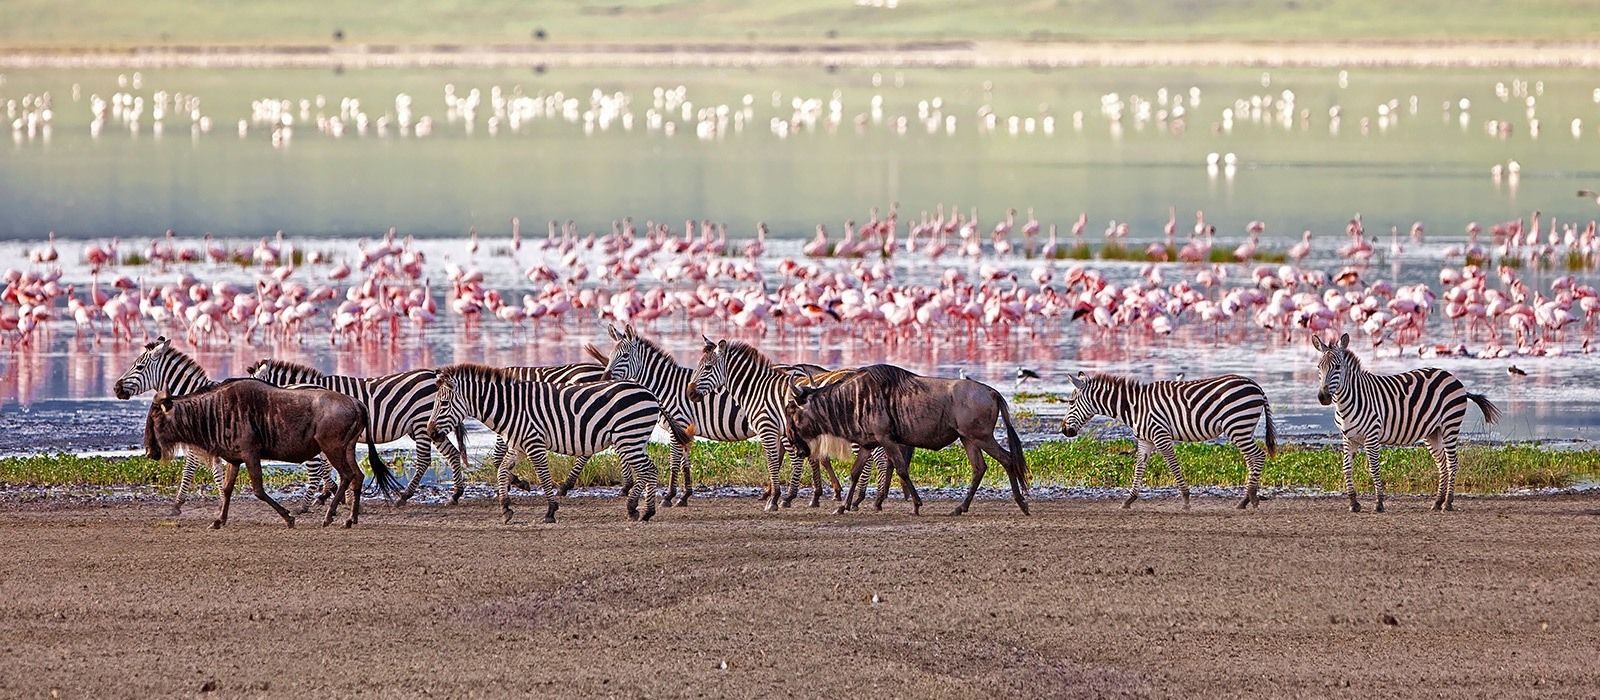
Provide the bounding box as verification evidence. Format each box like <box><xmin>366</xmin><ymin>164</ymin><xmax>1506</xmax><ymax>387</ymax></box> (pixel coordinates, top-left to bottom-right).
<box><xmin>357</xmin><ymin>404</ymin><xmax>401</xmax><ymax>494</ymax></box>
<box><xmin>995</xmin><ymin>393</ymin><xmax>1029</xmax><ymax>489</ymax></box>
<box><xmin>1263</xmin><ymin>400</ymin><xmax>1278</xmax><ymax>459</ymax></box>
<box><xmin>1468</xmin><ymin>392</ymin><xmax>1502</xmax><ymax>425</ymax></box>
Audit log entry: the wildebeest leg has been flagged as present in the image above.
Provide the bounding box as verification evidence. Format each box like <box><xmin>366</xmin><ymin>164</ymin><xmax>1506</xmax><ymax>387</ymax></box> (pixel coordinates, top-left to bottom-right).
<box><xmin>1126</xmin><ymin>439</ymin><xmax>1152</xmax><ymax>508</ymax></box>
<box><xmin>835</xmin><ymin>450</ymin><xmax>871</xmax><ymax>515</ymax></box>
<box><xmin>882</xmin><ymin>442</ymin><xmax>921</xmax><ymax>515</ymax></box>
<box><xmin>974</xmin><ymin>438</ymin><xmax>1028</xmax><ymax>515</ymax></box>
<box><xmin>558</xmin><ymin>456</ymin><xmax>590</xmax><ymax>496</ymax></box>
<box><xmin>212</xmin><ymin>461</ymin><xmax>240</xmax><ymax>530</ymax></box>
<box><xmin>323</xmin><ymin>446</ymin><xmax>361</xmax><ymax>527</ymax></box>
<box><xmin>245</xmin><ymin>457</ymin><xmax>294</xmax><ymax>527</ymax></box>
<box><xmin>952</xmin><ymin>439</ymin><xmax>991</xmax><ymax>515</ymax></box>
<box><xmin>819</xmin><ymin>457</ymin><xmax>843</xmax><ymax>503</ymax></box>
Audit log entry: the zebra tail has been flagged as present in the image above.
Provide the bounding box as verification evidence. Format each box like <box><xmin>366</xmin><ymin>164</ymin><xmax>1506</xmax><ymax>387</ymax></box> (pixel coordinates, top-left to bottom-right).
<box><xmin>357</xmin><ymin>404</ymin><xmax>401</xmax><ymax>494</ymax></box>
<box><xmin>1468</xmin><ymin>393</ymin><xmax>1503</xmax><ymax>425</ymax></box>
<box><xmin>996</xmin><ymin>394</ymin><xmax>1030</xmax><ymax>489</ymax></box>
<box><xmin>583</xmin><ymin>343</ymin><xmax>610</xmax><ymax>365</ymax></box>
<box><xmin>666</xmin><ymin>416</ymin><xmax>694</xmax><ymax>448</ymax></box>
<box><xmin>1263</xmin><ymin>401</ymin><xmax>1279</xmax><ymax>459</ymax></box>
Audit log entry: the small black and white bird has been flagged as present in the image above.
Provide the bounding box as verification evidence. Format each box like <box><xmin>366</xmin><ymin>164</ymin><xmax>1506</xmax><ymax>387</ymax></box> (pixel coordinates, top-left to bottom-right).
<box><xmin>1507</xmin><ymin>365</ymin><xmax>1527</xmax><ymax>377</ymax></box>
<box><xmin>1578</xmin><ymin>189</ymin><xmax>1600</xmax><ymax>206</ymax></box>
<box><xmin>1016</xmin><ymin>367</ymin><xmax>1042</xmax><ymax>382</ymax></box>
<box><xmin>1173</xmin><ymin>371</ymin><xmax>1186</xmax><ymax>382</ymax></box>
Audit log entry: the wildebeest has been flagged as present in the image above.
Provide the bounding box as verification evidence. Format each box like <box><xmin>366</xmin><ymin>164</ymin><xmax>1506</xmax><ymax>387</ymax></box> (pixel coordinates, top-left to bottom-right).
<box><xmin>143</xmin><ymin>378</ymin><xmax>399</xmax><ymax>529</ymax></box>
<box><xmin>785</xmin><ymin>364</ymin><xmax>1030</xmax><ymax>516</ymax></box>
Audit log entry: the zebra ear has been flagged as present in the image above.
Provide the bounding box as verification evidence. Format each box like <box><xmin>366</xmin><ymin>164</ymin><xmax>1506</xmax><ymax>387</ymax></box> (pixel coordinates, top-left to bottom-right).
<box><xmin>608</xmin><ymin>324</ymin><xmax>623</xmax><ymax>341</ymax></box>
<box><xmin>625</xmin><ymin>324</ymin><xmax>636</xmax><ymax>338</ymax></box>
<box><xmin>1310</xmin><ymin>335</ymin><xmax>1327</xmax><ymax>352</ymax></box>
<box><xmin>1338</xmin><ymin>332</ymin><xmax>1350</xmax><ymax>349</ymax></box>
<box><xmin>702</xmin><ymin>335</ymin><xmax>715</xmax><ymax>352</ymax></box>
<box><xmin>1069</xmin><ymin>371</ymin><xmax>1087</xmax><ymax>391</ymax></box>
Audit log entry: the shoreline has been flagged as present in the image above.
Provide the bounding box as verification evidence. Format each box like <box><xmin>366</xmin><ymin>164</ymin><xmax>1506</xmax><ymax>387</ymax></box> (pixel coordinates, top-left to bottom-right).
<box><xmin>3</xmin><ymin>39</ymin><xmax>1600</xmax><ymax>70</ymax></box>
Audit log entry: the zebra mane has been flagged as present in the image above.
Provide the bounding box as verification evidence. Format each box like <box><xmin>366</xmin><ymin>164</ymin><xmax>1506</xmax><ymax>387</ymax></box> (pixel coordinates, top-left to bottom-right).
<box><xmin>256</xmin><ymin>358</ymin><xmax>324</xmax><ymax>378</ymax></box>
<box><xmin>161</xmin><ymin>345</ymin><xmax>209</xmax><ymax>378</ymax></box>
<box><xmin>1087</xmin><ymin>373</ymin><xmax>1143</xmax><ymax>388</ymax></box>
<box><xmin>627</xmin><ymin>333</ymin><xmax>675</xmax><ymax>362</ymax></box>
<box><xmin>721</xmin><ymin>340</ymin><xmax>777</xmax><ymax>371</ymax></box>
<box><xmin>440</xmin><ymin>363</ymin><xmax>513</xmax><ymax>382</ymax></box>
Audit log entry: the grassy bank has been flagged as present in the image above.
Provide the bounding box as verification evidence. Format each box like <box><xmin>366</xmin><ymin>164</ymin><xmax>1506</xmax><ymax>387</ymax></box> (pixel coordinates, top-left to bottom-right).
<box><xmin>4</xmin><ymin>441</ymin><xmax>1598</xmax><ymax>496</ymax></box>
<box><xmin>1</xmin><ymin>0</ymin><xmax>1595</xmax><ymax>50</ymax></box>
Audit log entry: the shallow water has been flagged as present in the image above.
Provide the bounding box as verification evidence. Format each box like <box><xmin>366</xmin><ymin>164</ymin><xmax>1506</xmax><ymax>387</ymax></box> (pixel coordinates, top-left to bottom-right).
<box><xmin>3</xmin><ymin>65</ymin><xmax>1598</xmax><ymax>457</ymax></box>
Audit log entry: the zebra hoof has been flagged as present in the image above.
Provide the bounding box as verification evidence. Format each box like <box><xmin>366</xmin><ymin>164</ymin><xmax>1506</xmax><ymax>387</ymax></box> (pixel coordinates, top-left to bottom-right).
<box><xmin>1349</xmin><ymin>501</ymin><xmax>1362</xmax><ymax>513</ymax></box>
<box><xmin>342</xmin><ymin>519</ymin><xmax>354</xmax><ymax>529</ymax></box>
<box><xmin>168</xmin><ymin>506</ymin><xmax>183</xmax><ymax>517</ymax></box>
<box><xmin>1444</xmin><ymin>502</ymin><xmax>1456</xmax><ymax>512</ymax></box>
<box><xmin>833</xmin><ymin>505</ymin><xmax>848</xmax><ymax>515</ymax></box>
<box><xmin>676</xmin><ymin>497</ymin><xmax>690</xmax><ymax>508</ymax></box>
<box><xmin>503</xmin><ymin>510</ymin><xmax>515</xmax><ymax>524</ymax></box>
<box><xmin>641</xmin><ymin>506</ymin><xmax>656</xmax><ymax>522</ymax></box>
<box><xmin>763</xmin><ymin>503</ymin><xmax>778</xmax><ymax>512</ymax></box>
<box><xmin>780</xmin><ymin>499</ymin><xmax>794</xmax><ymax>509</ymax></box>
<box><xmin>660</xmin><ymin>498</ymin><xmax>674</xmax><ymax>509</ymax></box>
<box><xmin>808</xmin><ymin>500</ymin><xmax>821</xmax><ymax>508</ymax></box>
<box><xmin>1375</xmin><ymin>502</ymin><xmax>1386</xmax><ymax>514</ymax></box>
<box><xmin>1236</xmin><ymin>498</ymin><xmax>1249</xmax><ymax>510</ymax></box>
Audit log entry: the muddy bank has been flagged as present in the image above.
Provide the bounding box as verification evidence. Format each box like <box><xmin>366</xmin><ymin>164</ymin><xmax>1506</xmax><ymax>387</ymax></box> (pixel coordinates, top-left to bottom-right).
<box><xmin>1</xmin><ymin>497</ymin><xmax>1596</xmax><ymax>698</ymax></box>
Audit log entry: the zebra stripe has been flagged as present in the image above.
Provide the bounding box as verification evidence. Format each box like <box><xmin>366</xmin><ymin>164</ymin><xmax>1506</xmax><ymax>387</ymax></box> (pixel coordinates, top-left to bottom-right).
<box><xmin>1312</xmin><ymin>332</ymin><xmax>1501</xmax><ymax>512</ymax></box>
<box><xmin>597</xmin><ymin>325</ymin><xmax>748</xmax><ymax>506</ymax></box>
<box><xmin>488</xmin><ymin>363</ymin><xmax>607</xmax><ymax>495</ymax></box>
<box><xmin>425</xmin><ymin>364</ymin><xmax>665</xmax><ymax>523</ymax></box>
<box><xmin>1062</xmin><ymin>371</ymin><xmax>1277</xmax><ymax>510</ymax></box>
<box><xmin>113</xmin><ymin>337</ymin><xmax>335</xmax><ymax>514</ymax></box>
<box><xmin>247</xmin><ymin>359</ymin><xmax>463</xmax><ymax>505</ymax></box>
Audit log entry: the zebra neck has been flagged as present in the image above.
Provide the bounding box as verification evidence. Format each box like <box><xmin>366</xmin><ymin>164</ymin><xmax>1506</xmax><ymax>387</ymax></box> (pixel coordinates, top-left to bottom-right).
<box><xmin>1092</xmin><ymin>387</ymin><xmax>1144</xmax><ymax>426</ymax></box>
<box><xmin>640</xmin><ymin>358</ymin><xmax>694</xmax><ymax>406</ymax></box>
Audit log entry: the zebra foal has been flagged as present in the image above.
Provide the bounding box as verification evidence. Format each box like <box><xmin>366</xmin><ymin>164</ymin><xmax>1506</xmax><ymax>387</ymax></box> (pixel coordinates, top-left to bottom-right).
<box><xmin>1312</xmin><ymin>333</ymin><xmax>1501</xmax><ymax>512</ymax></box>
<box><xmin>1061</xmin><ymin>372</ymin><xmax>1277</xmax><ymax>509</ymax></box>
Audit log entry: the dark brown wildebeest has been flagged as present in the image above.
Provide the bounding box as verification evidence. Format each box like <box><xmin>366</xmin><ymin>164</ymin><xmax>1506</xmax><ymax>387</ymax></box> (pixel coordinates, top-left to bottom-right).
<box><xmin>785</xmin><ymin>364</ymin><xmax>1030</xmax><ymax>516</ymax></box>
<box><xmin>144</xmin><ymin>378</ymin><xmax>399</xmax><ymax>529</ymax></box>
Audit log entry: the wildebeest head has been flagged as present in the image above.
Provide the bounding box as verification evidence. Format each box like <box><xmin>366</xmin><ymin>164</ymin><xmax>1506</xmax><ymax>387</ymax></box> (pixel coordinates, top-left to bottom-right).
<box><xmin>143</xmin><ymin>391</ymin><xmax>178</xmax><ymax>461</ymax></box>
<box><xmin>115</xmin><ymin>336</ymin><xmax>172</xmax><ymax>400</ymax></box>
<box><xmin>1059</xmin><ymin>372</ymin><xmax>1099</xmax><ymax>438</ymax></box>
<box><xmin>783</xmin><ymin>376</ymin><xmax>826</xmax><ymax>460</ymax></box>
<box><xmin>1310</xmin><ymin>332</ymin><xmax>1353</xmax><ymax>406</ymax></box>
<box><xmin>685</xmin><ymin>336</ymin><xmax>728</xmax><ymax>401</ymax></box>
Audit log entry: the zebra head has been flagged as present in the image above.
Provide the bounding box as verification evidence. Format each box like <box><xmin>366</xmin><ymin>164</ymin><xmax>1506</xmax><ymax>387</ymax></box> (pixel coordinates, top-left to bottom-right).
<box><xmin>601</xmin><ymin>324</ymin><xmax>643</xmax><ymax>382</ymax></box>
<box><xmin>1311</xmin><ymin>332</ymin><xmax>1354</xmax><ymax>405</ymax></box>
<box><xmin>115</xmin><ymin>336</ymin><xmax>173</xmax><ymax>400</ymax></box>
<box><xmin>686</xmin><ymin>336</ymin><xmax>728</xmax><ymax>401</ymax></box>
<box><xmin>1060</xmin><ymin>371</ymin><xmax>1097</xmax><ymax>438</ymax></box>
<box><xmin>425</xmin><ymin>369</ymin><xmax>466</xmax><ymax>445</ymax></box>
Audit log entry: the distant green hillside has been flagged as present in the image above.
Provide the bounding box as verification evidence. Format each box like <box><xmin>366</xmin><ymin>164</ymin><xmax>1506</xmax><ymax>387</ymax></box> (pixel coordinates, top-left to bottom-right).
<box><xmin>0</xmin><ymin>0</ymin><xmax>1593</xmax><ymax>48</ymax></box>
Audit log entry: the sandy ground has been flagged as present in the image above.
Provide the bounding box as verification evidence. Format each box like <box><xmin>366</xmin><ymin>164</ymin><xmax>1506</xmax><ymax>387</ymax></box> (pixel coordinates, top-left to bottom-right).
<box><xmin>2</xmin><ymin>494</ymin><xmax>1597</xmax><ymax>698</ymax></box>
<box><xmin>3</xmin><ymin>40</ymin><xmax>1599</xmax><ymax>69</ymax></box>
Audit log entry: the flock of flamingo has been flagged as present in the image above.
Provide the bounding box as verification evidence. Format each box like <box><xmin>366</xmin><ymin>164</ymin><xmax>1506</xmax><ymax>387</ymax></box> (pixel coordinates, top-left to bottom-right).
<box><xmin>5</xmin><ymin>204</ymin><xmax>1599</xmax><ymax>359</ymax></box>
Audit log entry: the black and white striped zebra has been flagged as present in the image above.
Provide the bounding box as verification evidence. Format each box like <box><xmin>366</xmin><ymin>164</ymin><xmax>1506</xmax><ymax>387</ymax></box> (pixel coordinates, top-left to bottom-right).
<box><xmin>592</xmin><ymin>325</ymin><xmax>748</xmax><ymax>507</ymax></box>
<box><xmin>687</xmin><ymin>338</ymin><xmax>891</xmax><ymax>510</ymax></box>
<box><xmin>247</xmin><ymin>359</ymin><xmax>466</xmax><ymax>505</ymax></box>
<box><xmin>1312</xmin><ymin>333</ymin><xmax>1502</xmax><ymax>512</ymax></box>
<box><xmin>490</xmin><ymin>363</ymin><xmax>607</xmax><ymax>496</ymax></box>
<box><xmin>113</xmin><ymin>336</ymin><xmax>332</xmax><ymax>515</ymax></box>
<box><xmin>1061</xmin><ymin>371</ymin><xmax>1277</xmax><ymax>509</ymax></box>
<box><xmin>424</xmin><ymin>364</ymin><xmax>677</xmax><ymax>523</ymax></box>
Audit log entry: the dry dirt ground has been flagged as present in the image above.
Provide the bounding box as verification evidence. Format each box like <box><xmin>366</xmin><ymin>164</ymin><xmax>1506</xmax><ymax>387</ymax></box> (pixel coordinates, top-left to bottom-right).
<box><xmin>2</xmin><ymin>494</ymin><xmax>1597</xmax><ymax>699</ymax></box>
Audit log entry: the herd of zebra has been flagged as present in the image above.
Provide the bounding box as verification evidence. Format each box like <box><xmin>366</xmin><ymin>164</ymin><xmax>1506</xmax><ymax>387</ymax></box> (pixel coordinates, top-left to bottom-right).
<box><xmin>114</xmin><ymin>327</ymin><xmax>1502</xmax><ymax>527</ymax></box>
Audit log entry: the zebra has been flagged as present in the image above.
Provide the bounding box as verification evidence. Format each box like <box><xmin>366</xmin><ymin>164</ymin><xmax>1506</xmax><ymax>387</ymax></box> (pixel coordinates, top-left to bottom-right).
<box><xmin>112</xmin><ymin>336</ymin><xmax>333</xmax><ymax>515</ymax></box>
<box><xmin>688</xmin><ymin>338</ymin><xmax>893</xmax><ymax>510</ymax></box>
<box><xmin>491</xmin><ymin>363</ymin><xmax>607</xmax><ymax>495</ymax></box>
<box><xmin>424</xmin><ymin>363</ymin><xmax>677</xmax><ymax>523</ymax></box>
<box><xmin>246</xmin><ymin>359</ymin><xmax>468</xmax><ymax>506</ymax></box>
<box><xmin>1061</xmin><ymin>371</ymin><xmax>1277</xmax><ymax>509</ymax></box>
<box><xmin>1312</xmin><ymin>332</ymin><xmax>1502</xmax><ymax>512</ymax></box>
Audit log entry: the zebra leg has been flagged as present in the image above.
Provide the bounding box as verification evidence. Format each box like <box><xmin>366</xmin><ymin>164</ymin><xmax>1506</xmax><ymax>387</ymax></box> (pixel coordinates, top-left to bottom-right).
<box><xmin>1364</xmin><ymin>444</ymin><xmax>1386</xmax><ymax>513</ymax></box>
<box><xmin>558</xmin><ymin>456</ymin><xmax>590</xmax><ymax>496</ymax></box>
<box><xmin>428</xmin><ymin>434</ymin><xmax>469</xmax><ymax>505</ymax></box>
<box><xmin>396</xmin><ymin>429</ymin><xmax>435</xmax><ymax>505</ymax></box>
<box><xmin>782</xmin><ymin>444</ymin><xmax>806</xmax><ymax>508</ymax></box>
<box><xmin>1433</xmin><ymin>434</ymin><xmax>1459</xmax><ymax>511</ymax></box>
<box><xmin>1444</xmin><ymin>438</ymin><xmax>1462</xmax><ymax>512</ymax></box>
<box><xmin>1341</xmin><ymin>438</ymin><xmax>1362</xmax><ymax>512</ymax></box>
<box><xmin>807</xmin><ymin>457</ymin><xmax>826</xmax><ymax>508</ymax></box>
<box><xmin>1156</xmin><ymin>440</ymin><xmax>1190</xmax><ymax>510</ymax></box>
<box><xmin>760</xmin><ymin>431</ymin><xmax>785</xmax><ymax>512</ymax></box>
<box><xmin>211</xmin><ymin>461</ymin><xmax>240</xmax><ymax>530</ymax></box>
<box><xmin>171</xmin><ymin>452</ymin><xmax>207</xmax><ymax>516</ymax></box>
<box><xmin>1125</xmin><ymin>440</ymin><xmax>1152</xmax><ymax>508</ymax></box>
<box><xmin>298</xmin><ymin>456</ymin><xmax>330</xmax><ymax>514</ymax></box>
<box><xmin>526</xmin><ymin>447</ymin><xmax>560</xmax><ymax>524</ymax></box>
<box><xmin>497</xmin><ymin>444</ymin><xmax>520</xmax><ymax>524</ymax></box>
<box><xmin>676</xmin><ymin>442</ymin><xmax>692</xmax><ymax>507</ymax></box>
<box><xmin>620</xmin><ymin>442</ymin><xmax>660</xmax><ymax>522</ymax></box>
<box><xmin>245</xmin><ymin>457</ymin><xmax>294</xmax><ymax>527</ymax></box>
<box><xmin>1234</xmin><ymin>434</ymin><xmax>1266</xmax><ymax>509</ymax></box>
